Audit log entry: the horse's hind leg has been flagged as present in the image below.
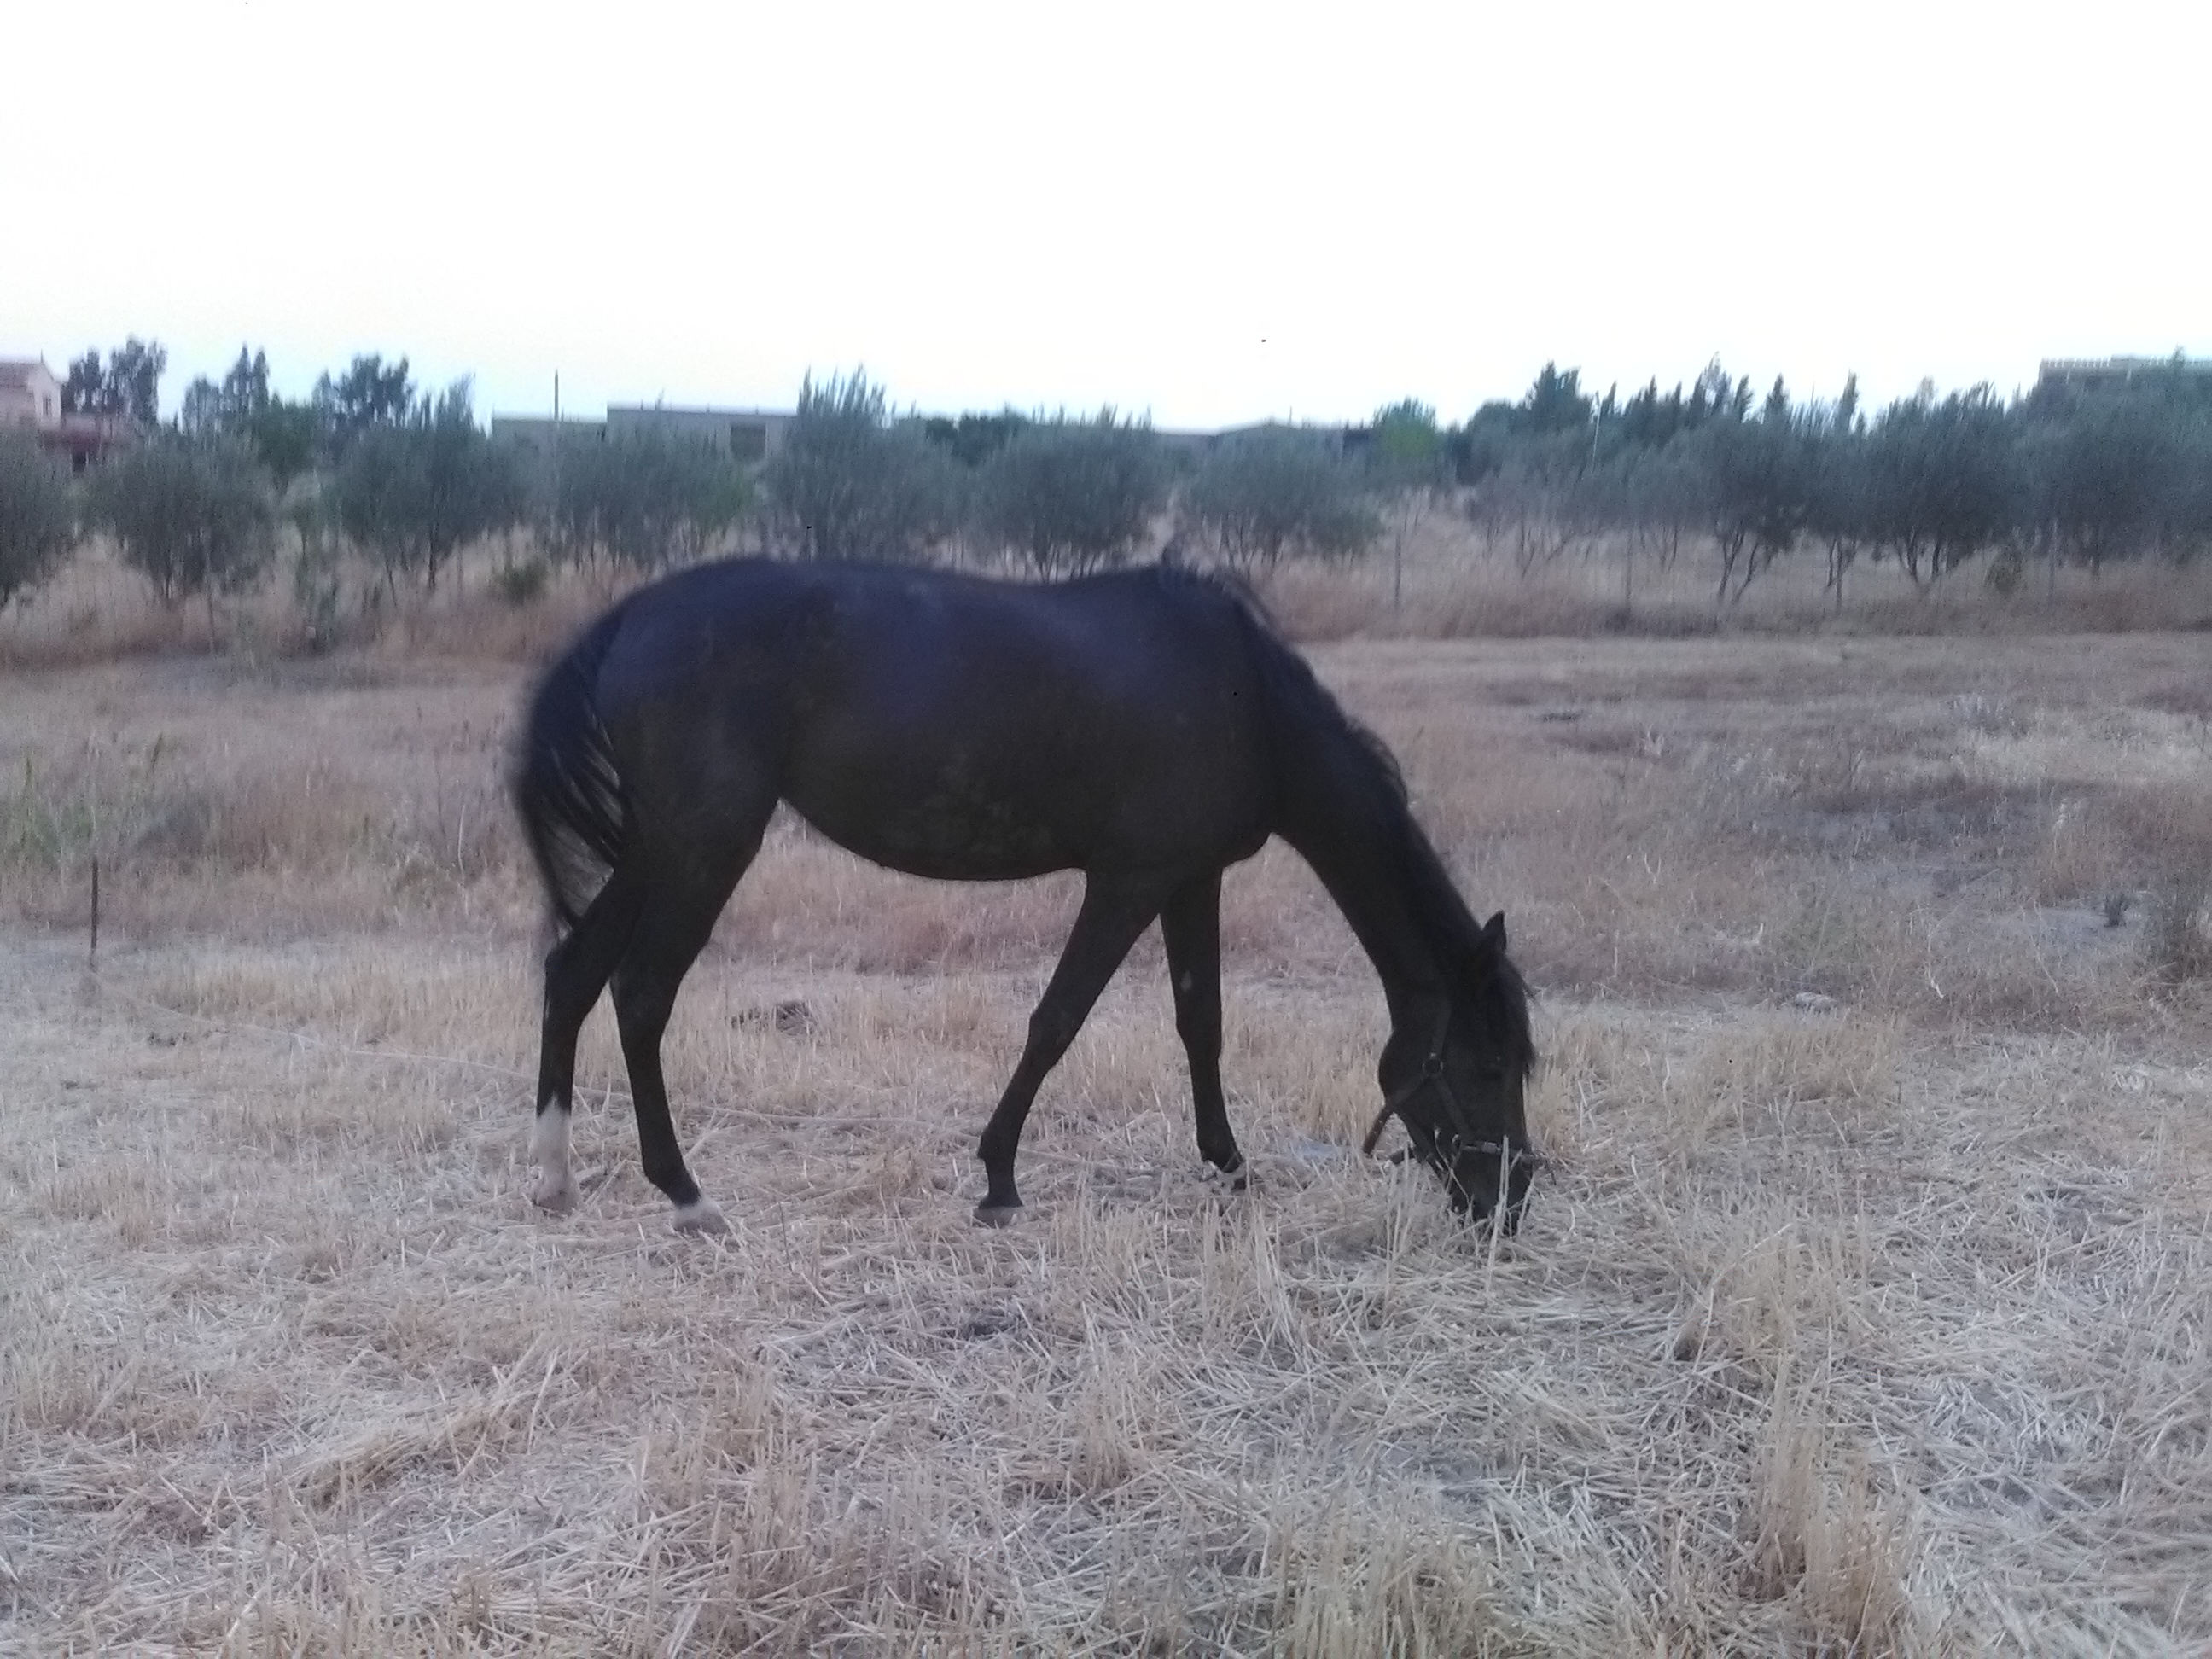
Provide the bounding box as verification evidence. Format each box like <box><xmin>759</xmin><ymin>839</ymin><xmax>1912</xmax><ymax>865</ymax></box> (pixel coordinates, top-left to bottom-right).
<box><xmin>532</xmin><ymin>869</ymin><xmax>643</xmax><ymax>1213</ymax></box>
<box><xmin>609</xmin><ymin>840</ymin><xmax>763</xmax><ymax>1234</ymax></box>
<box><xmin>975</xmin><ymin>873</ymin><xmax>1172</xmax><ymax>1225</ymax></box>
<box><xmin>1161</xmin><ymin>870</ymin><xmax>1243</xmax><ymax>1184</ymax></box>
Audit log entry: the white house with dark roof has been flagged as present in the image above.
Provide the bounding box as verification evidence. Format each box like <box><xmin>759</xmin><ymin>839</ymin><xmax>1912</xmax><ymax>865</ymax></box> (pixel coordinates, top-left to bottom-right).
<box><xmin>0</xmin><ymin>357</ymin><xmax>135</xmax><ymax>471</ymax></box>
<box><xmin>0</xmin><ymin>358</ymin><xmax>63</xmax><ymax>429</ymax></box>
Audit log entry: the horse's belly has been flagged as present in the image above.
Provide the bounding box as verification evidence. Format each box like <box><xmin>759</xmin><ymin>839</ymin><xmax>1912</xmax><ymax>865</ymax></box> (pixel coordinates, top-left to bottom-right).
<box><xmin>783</xmin><ymin>778</ymin><xmax>1076</xmax><ymax>881</ymax></box>
<box><xmin>778</xmin><ymin>703</ymin><xmax>1262</xmax><ymax>881</ymax></box>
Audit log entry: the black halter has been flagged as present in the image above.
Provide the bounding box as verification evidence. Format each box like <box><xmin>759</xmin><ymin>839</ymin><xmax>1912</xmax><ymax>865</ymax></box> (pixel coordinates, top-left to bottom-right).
<box><xmin>1360</xmin><ymin>1002</ymin><xmax>1523</xmax><ymax>1167</ymax></box>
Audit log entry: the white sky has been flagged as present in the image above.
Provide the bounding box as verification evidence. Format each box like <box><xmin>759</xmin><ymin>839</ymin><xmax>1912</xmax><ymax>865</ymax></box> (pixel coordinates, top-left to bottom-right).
<box><xmin>3</xmin><ymin>0</ymin><xmax>2204</xmax><ymax>428</ymax></box>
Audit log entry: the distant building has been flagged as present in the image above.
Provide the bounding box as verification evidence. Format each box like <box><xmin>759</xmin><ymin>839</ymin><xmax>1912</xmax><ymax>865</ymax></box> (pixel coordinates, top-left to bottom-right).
<box><xmin>2038</xmin><ymin>356</ymin><xmax>2212</xmax><ymax>393</ymax></box>
<box><xmin>0</xmin><ymin>358</ymin><xmax>62</xmax><ymax>428</ymax></box>
<box><xmin>490</xmin><ymin>405</ymin><xmax>790</xmax><ymax>464</ymax></box>
<box><xmin>607</xmin><ymin>404</ymin><xmax>789</xmax><ymax>463</ymax></box>
<box><xmin>488</xmin><ymin>413</ymin><xmax>606</xmax><ymax>457</ymax></box>
<box><xmin>0</xmin><ymin>357</ymin><xmax>135</xmax><ymax>471</ymax></box>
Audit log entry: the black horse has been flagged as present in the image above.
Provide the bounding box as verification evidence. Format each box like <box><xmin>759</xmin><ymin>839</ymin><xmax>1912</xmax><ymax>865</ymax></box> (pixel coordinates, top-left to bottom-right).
<box><xmin>513</xmin><ymin>559</ymin><xmax>1536</xmax><ymax>1233</ymax></box>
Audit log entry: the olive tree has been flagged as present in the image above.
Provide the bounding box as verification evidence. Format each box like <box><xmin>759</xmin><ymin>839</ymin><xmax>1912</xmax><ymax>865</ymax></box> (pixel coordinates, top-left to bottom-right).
<box><xmin>1864</xmin><ymin>387</ymin><xmax>2019</xmax><ymax>590</ymax></box>
<box><xmin>178</xmin><ymin>346</ymin><xmax>317</xmax><ymax>494</ymax></box>
<box><xmin>1181</xmin><ymin>426</ymin><xmax>1378</xmax><ymax>574</ymax></box>
<box><xmin>314</xmin><ymin>354</ymin><xmax>416</xmax><ymax>457</ymax></box>
<box><xmin>973</xmin><ymin>410</ymin><xmax>1167</xmax><ymax>577</ymax></box>
<box><xmin>2160</xmin><ymin>410</ymin><xmax>2212</xmax><ymax>563</ymax></box>
<box><xmin>550</xmin><ymin>430</ymin><xmax>753</xmax><ymax>572</ymax></box>
<box><xmin>921</xmin><ymin>410</ymin><xmax>1027</xmax><ymax>468</ymax></box>
<box><xmin>62</xmin><ymin>337</ymin><xmax>167</xmax><ymax>423</ymax></box>
<box><xmin>1481</xmin><ymin>431</ymin><xmax>1604</xmax><ymax>575</ymax></box>
<box><xmin>93</xmin><ymin>436</ymin><xmax>276</xmax><ymax>635</ymax></box>
<box><xmin>1803</xmin><ymin>377</ymin><xmax>1872</xmax><ymax>609</ymax></box>
<box><xmin>335</xmin><ymin>381</ymin><xmax>522</xmax><ymax>596</ymax></box>
<box><xmin>765</xmin><ymin>371</ymin><xmax>958</xmax><ymax>562</ymax></box>
<box><xmin>1697</xmin><ymin>380</ymin><xmax>1814</xmax><ymax>605</ymax></box>
<box><xmin>1367</xmin><ymin>399</ymin><xmax>1446</xmax><ymax>607</ymax></box>
<box><xmin>1589</xmin><ymin>439</ymin><xmax>1708</xmax><ymax>616</ymax></box>
<box><xmin>0</xmin><ymin>434</ymin><xmax>78</xmax><ymax>611</ymax></box>
<box><xmin>2023</xmin><ymin>395</ymin><xmax>2178</xmax><ymax>579</ymax></box>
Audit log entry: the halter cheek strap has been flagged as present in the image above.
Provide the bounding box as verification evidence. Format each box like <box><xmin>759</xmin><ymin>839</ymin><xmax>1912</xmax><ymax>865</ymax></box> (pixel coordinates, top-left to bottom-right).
<box><xmin>1359</xmin><ymin>1002</ymin><xmax>1525</xmax><ymax>1166</ymax></box>
<box><xmin>1361</xmin><ymin>1004</ymin><xmax>1455</xmax><ymax>1157</ymax></box>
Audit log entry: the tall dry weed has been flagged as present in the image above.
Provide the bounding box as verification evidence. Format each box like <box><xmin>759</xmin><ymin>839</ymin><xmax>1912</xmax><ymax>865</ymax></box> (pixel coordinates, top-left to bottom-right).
<box><xmin>2145</xmin><ymin>873</ymin><xmax>2212</xmax><ymax>987</ymax></box>
<box><xmin>1748</xmin><ymin>1367</ymin><xmax>1920</xmax><ymax>1653</ymax></box>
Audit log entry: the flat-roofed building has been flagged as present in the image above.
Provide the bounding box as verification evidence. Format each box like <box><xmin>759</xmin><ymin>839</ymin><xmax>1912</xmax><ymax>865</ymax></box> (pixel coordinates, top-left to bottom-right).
<box><xmin>605</xmin><ymin>404</ymin><xmax>789</xmax><ymax>463</ymax></box>
<box><xmin>2038</xmin><ymin>356</ymin><xmax>2212</xmax><ymax>393</ymax></box>
<box><xmin>492</xmin><ymin>405</ymin><xmax>790</xmax><ymax>467</ymax></box>
<box><xmin>489</xmin><ymin>413</ymin><xmax>608</xmax><ymax>454</ymax></box>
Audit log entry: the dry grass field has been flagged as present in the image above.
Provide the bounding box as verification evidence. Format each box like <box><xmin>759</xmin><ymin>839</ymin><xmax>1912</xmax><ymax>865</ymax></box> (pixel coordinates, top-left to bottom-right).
<box><xmin>4</xmin><ymin>550</ymin><xmax>2211</xmax><ymax>1653</ymax></box>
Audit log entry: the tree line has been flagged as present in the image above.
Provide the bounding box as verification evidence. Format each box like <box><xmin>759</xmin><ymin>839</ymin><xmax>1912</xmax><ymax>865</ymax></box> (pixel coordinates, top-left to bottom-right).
<box><xmin>5</xmin><ymin>346</ymin><xmax>533</xmax><ymax>632</ymax></box>
<box><xmin>3</xmin><ymin>342</ymin><xmax>2207</xmax><ymax>644</ymax></box>
<box><xmin>1452</xmin><ymin>358</ymin><xmax>2212</xmax><ymax>607</ymax></box>
<box><xmin>0</xmin><ymin>351</ymin><xmax>1388</xmax><ymax>632</ymax></box>
<box><xmin>760</xmin><ymin>372</ymin><xmax>1382</xmax><ymax>575</ymax></box>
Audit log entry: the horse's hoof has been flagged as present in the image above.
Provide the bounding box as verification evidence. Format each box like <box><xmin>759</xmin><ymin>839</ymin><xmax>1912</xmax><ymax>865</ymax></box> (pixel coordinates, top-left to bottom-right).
<box><xmin>531</xmin><ymin>1178</ymin><xmax>580</xmax><ymax>1215</ymax></box>
<box><xmin>973</xmin><ymin>1202</ymin><xmax>1022</xmax><ymax>1229</ymax></box>
<box><xmin>672</xmin><ymin>1198</ymin><xmax>730</xmax><ymax>1236</ymax></box>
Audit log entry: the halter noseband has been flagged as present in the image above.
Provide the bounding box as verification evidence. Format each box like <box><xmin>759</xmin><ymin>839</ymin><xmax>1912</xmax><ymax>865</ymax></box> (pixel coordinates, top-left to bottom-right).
<box><xmin>1359</xmin><ymin>1002</ymin><xmax>1523</xmax><ymax>1168</ymax></box>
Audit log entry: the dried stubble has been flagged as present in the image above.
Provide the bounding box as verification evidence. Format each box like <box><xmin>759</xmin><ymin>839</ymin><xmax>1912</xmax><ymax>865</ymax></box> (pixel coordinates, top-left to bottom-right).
<box><xmin>3</xmin><ymin>617</ymin><xmax>2210</xmax><ymax>1653</ymax></box>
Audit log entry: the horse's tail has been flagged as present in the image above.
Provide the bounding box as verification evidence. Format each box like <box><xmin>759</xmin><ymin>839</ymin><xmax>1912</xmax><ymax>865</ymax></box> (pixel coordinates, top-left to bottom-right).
<box><xmin>514</xmin><ymin>604</ymin><xmax>632</xmax><ymax>936</ymax></box>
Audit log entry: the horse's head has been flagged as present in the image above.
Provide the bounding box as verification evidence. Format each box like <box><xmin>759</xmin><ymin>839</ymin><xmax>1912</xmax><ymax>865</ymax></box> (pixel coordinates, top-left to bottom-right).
<box><xmin>1367</xmin><ymin>911</ymin><xmax>1538</xmax><ymax>1231</ymax></box>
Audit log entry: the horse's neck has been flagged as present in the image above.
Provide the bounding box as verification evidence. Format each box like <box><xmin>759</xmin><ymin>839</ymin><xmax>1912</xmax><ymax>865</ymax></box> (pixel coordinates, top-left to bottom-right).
<box><xmin>1274</xmin><ymin>744</ymin><xmax>1447</xmax><ymax>1027</ymax></box>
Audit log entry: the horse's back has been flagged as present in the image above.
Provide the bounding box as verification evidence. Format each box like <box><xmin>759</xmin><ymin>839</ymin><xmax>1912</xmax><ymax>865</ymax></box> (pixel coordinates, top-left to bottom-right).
<box><xmin>594</xmin><ymin>560</ymin><xmax>1277</xmax><ymax>879</ymax></box>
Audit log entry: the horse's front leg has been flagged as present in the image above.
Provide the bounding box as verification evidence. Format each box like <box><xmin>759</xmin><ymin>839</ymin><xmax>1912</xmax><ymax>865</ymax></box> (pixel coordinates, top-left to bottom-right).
<box><xmin>975</xmin><ymin>874</ymin><xmax>1170</xmax><ymax>1225</ymax></box>
<box><xmin>1161</xmin><ymin>869</ymin><xmax>1243</xmax><ymax>1184</ymax></box>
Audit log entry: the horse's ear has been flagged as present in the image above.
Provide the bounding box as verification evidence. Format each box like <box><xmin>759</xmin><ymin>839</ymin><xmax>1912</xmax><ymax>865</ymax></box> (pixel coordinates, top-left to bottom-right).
<box><xmin>1481</xmin><ymin>911</ymin><xmax>1508</xmax><ymax>954</ymax></box>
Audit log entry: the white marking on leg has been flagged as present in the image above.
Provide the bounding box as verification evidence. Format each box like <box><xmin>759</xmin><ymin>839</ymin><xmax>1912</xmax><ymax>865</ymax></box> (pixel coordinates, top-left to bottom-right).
<box><xmin>672</xmin><ymin>1196</ymin><xmax>729</xmax><ymax>1236</ymax></box>
<box><xmin>529</xmin><ymin>1105</ymin><xmax>579</xmax><ymax>1214</ymax></box>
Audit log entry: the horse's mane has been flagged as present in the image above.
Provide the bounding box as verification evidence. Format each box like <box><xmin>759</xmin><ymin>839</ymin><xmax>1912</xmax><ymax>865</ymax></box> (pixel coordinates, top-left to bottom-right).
<box><xmin>1190</xmin><ymin>568</ymin><xmax>1534</xmax><ymax>1081</ymax></box>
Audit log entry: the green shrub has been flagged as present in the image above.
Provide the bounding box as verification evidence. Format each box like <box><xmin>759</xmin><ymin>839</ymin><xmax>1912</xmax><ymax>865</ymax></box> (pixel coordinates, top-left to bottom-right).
<box><xmin>0</xmin><ymin>433</ymin><xmax>77</xmax><ymax>610</ymax></box>
<box><xmin>492</xmin><ymin>556</ymin><xmax>550</xmax><ymax>607</ymax></box>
